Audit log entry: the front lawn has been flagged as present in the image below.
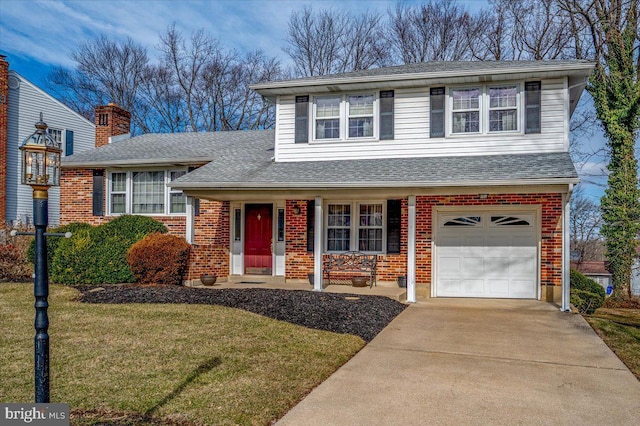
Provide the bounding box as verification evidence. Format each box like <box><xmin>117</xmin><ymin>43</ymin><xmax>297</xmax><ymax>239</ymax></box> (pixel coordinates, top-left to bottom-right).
<box><xmin>586</xmin><ymin>308</ymin><xmax>640</xmax><ymax>380</ymax></box>
<box><xmin>0</xmin><ymin>283</ymin><xmax>365</xmax><ymax>425</ymax></box>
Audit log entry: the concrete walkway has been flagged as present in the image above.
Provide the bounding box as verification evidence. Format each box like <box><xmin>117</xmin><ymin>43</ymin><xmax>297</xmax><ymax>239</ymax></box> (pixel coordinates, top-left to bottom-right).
<box><xmin>277</xmin><ymin>299</ymin><xmax>640</xmax><ymax>425</ymax></box>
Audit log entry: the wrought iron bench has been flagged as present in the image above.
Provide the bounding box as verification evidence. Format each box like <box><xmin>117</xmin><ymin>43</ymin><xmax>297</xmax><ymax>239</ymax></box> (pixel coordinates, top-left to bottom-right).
<box><xmin>324</xmin><ymin>251</ymin><xmax>378</xmax><ymax>288</ymax></box>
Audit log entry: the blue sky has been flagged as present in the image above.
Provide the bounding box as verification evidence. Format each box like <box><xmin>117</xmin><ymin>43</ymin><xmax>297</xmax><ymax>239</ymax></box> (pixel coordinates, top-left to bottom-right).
<box><xmin>0</xmin><ymin>0</ymin><xmax>615</xmax><ymax>201</ymax></box>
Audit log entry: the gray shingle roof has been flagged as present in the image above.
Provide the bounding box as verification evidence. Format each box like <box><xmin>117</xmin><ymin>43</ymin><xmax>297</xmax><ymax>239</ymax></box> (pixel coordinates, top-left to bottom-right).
<box><xmin>62</xmin><ymin>130</ymin><xmax>577</xmax><ymax>189</ymax></box>
<box><xmin>62</xmin><ymin>130</ymin><xmax>275</xmax><ymax>167</ymax></box>
<box><xmin>173</xmin><ymin>149</ymin><xmax>578</xmax><ymax>189</ymax></box>
<box><xmin>251</xmin><ymin>60</ymin><xmax>595</xmax><ymax>94</ymax></box>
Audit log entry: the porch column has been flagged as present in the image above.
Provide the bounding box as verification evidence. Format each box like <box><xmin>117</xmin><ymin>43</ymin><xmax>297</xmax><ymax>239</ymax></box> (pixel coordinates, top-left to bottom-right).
<box><xmin>313</xmin><ymin>197</ymin><xmax>323</xmax><ymax>292</ymax></box>
<box><xmin>561</xmin><ymin>186</ymin><xmax>573</xmax><ymax>312</ymax></box>
<box><xmin>185</xmin><ymin>196</ymin><xmax>195</xmax><ymax>244</ymax></box>
<box><xmin>407</xmin><ymin>195</ymin><xmax>417</xmax><ymax>303</ymax></box>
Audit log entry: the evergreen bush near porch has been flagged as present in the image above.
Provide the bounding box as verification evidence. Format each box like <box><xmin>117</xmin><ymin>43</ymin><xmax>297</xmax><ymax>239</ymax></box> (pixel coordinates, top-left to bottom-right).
<box><xmin>49</xmin><ymin>215</ymin><xmax>167</xmax><ymax>285</ymax></box>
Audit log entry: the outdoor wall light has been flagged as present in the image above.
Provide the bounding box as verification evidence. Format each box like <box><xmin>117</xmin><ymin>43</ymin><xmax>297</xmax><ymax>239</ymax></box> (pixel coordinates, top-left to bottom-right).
<box><xmin>293</xmin><ymin>204</ymin><xmax>301</xmax><ymax>215</ymax></box>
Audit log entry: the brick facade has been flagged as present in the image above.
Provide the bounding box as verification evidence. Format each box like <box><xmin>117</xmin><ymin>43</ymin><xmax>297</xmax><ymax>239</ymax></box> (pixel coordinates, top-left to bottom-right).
<box><xmin>0</xmin><ymin>55</ymin><xmax>9</xmax><ymax>228</ymax></box>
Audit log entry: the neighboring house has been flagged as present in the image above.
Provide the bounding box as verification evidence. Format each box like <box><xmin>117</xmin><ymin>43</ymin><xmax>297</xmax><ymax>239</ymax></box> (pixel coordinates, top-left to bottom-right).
<box><xmin>60</xmin><ymin>60</ymin><xmax>595</xmax><ymax>310</ymax></box>
<box><xmin>571</xmin><ymin>261</ymin><xmax>612</xmax><ymax>292</ymax></box>
<box><xmin>0</xmin><ymin>55</ymin><xmax>95</xmax><ymax>228</ymax></box>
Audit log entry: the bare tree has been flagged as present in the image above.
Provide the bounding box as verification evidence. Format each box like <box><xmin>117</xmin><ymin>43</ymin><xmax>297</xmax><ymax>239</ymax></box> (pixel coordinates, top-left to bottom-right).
<box><xmin>47</xmin><ymin>36</ymin><xmax>149</xmax><ymax>123</ymax></box>
<box><xmin>386</xmin><ymin>1</ymin><xmax>482</xmax><ymax>63</ymax></box>
<box><xmin>284</xmin><ymin>7</ymin><xmax>388</xmax><ymax>76</ymax></box>
<box><xmin>570</xmin><ymin>186</ymin><xmax>605</xmax><ymax>262</ymax></box>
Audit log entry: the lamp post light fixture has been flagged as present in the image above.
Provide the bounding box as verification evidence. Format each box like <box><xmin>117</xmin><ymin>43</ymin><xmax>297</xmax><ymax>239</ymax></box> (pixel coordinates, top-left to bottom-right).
<box><xmin>19</xmin><ymin>113</ymin><xmax>62</xmax><ymax>403</ymax></box>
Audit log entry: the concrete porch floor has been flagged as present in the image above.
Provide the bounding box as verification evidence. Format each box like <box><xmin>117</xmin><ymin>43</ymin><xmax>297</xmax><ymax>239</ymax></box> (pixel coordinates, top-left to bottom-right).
<box><xmin>190</xmin><ymin>276</ymin><xmax>408</xmax><ymax>302</ymax></box>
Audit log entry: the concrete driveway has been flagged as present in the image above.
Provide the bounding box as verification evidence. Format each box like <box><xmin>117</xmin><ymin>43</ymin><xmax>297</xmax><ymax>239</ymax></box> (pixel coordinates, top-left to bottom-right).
<box><xmin>277</xmin><ymin>299</ymin><xmax>640</xmax><ymax>425</ymax></box>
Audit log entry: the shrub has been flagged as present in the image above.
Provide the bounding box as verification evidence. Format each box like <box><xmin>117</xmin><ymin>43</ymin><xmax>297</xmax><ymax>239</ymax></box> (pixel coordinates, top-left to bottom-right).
<box><xmin>127</xmin><ymin>233</ymin><xmax>191</xmax><ymax>285</ymax></box>
<box><xmin>570</xmin><ymin>269</ymin><xmax>605</xmax><ymax>314</ymax></box>
<box><xmin>570</xmin><ymin>269</ymin><xmax>606</xmax><ymax>299</ymax></box>
<box><xmin>0</xmin><ymin>232</ymin><xmax>33</xmax><ymax>282</ymax></box>
<box><xmin>27</xmin><ymin>222</ymin><xmax>94</xmax><ymax>267</ymax></box>
<box><xmin>571</xmin><ymin>289</ymin><xmax>603</xmax><ymax>314</ymax></box>
<box><xmin>50</xmin><ymin>216</ymin><xmax>168</xmax><ymax>285</ymax></box>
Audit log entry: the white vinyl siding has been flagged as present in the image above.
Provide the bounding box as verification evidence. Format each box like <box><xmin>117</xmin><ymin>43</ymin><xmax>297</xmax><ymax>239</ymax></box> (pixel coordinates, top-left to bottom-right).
<box><xmin>273</xmin><ymin>78</ymin><xmax>566</xmax><ymax>162</ymax></box>
<box><xmin>6</xmin><ymin>72</ymin><xmax>95</xmax><ymax>226</ymax></box>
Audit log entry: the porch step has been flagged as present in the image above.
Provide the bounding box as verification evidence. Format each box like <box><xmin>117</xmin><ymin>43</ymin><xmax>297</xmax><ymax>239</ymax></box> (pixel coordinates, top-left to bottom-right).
<box><xmin>227</xmin><ymin>275</ymin><xmax>287</xmax><ymax>285</ymax></box>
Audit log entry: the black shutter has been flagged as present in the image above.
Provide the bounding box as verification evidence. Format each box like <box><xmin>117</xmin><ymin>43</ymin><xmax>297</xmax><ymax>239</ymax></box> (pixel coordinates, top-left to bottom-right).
<box><xmin>430</xmin><ymin>87</ymin><xmax>445</xmax><ymax>138</ymax></box>
<box><xmin>92</xmin><ymin>169</ymin><xmax>104</xmax><ymax>216</ymax></box>
<box><xmin>380</xmin><ymin>90</ymin><xmax>394</xmax><ymax>140</ymax></box>
<box><xmin>295</xmin><ymin>96</ymin><xmax>309</xmax><ymax>143</ymax></box>
<box><xmin>525</xmin><ymin>82</ymin><xmax>541</xmax><ymax>134</ymax></box>
<box><xmin>65</xmin><ymin>130</ymin><xmax>74</xmax><ymax>156</ymax></box>
<box><xmin>306</xmin><ymin>200</ymin><xmax>315</xmax><ymax>252</ymax></box>
<box><xmin>387</xmin><ymin>199</ymin><xmax>401</xmax><ymax>254</ymax></box>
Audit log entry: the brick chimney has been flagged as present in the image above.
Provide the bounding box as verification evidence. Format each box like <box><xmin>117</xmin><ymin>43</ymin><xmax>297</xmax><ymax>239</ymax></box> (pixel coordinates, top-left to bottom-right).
<box><xmin>0</xmin><ymin>55</ymin><xmax>9</xmax><ymax>228</ymax></box>
<box><xmin>95</xmin><ymin>103</ymin><xmax>131</xmax><ymax>148</ymax></box>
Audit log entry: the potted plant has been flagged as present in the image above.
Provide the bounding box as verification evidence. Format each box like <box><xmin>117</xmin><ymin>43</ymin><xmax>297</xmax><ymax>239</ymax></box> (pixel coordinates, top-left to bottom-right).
<box><xmin>308</xmin><ymin>272</ymin><xmax>314</xmax><ymax>285</ymax></box>
<box><xmin>200</xmin><ymin>274</ymin><xmax>217</xmax><ymax>286</ymax></box>
<box><xmin>351</xmin><ymin>277</ymin><xmax>368</xmax><ymax>287</ymax></box>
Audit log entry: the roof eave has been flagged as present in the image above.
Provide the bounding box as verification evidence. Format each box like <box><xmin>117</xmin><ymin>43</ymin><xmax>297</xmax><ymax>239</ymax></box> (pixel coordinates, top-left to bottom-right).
<box><xmin>62</xmin><ymin>157</ymin><xmax>214</xmax><ymax>168</ymax></box>
<box><xmin>171</xmin><ymin>177</ymin><xmax>580</xmax><ymax>190</ymax></box>
<box><xmin>251</xmin><ymin>63</ymin><xmax>596</xmax><ymax>98</ymax></box>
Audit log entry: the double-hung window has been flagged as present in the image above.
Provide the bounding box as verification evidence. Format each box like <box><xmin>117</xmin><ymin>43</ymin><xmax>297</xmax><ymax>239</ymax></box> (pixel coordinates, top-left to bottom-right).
<box><xmin>348</xmin><ymin>94</ymin><xmax>374</xmax><ymax>138</ymax></box>
<box><xmin>488</xmin><ymin>86</ymin><xmax>518</xmax><ymax>132</ymax></box>
<box><xmin>169</xmin><ymin>171</ymin><xmax>187</xmax><ymax>214</ymax></box>
<box><xmin>110</xmin><ymin>172</ymin><xmax>127</xmax><ymax>214</ymax></box>
<box><xmin>315</xmin><ymin>96</ymin><xmax>341</xmax><ymax>139</ymax></box>
<box><xmin>326</xmin><ymin>202</ymin><xmax>385</xmax><ymax>253</ymax></box>
<box><xmin>451</xmin><ymin>88</ymin><xmax>481</xmax><ymax>134</ymax></box>
<box><xmin>132</xmin><ymin>171</ymin><xmax>165</xmax><ymax>214</ymax></box>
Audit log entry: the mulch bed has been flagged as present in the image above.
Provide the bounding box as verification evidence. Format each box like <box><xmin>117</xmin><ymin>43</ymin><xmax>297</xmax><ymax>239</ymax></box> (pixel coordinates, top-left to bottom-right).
<box><xmin>77</xmin><ymin>285</ymin><xmax>408</xmax><ymax>342</ymax></box>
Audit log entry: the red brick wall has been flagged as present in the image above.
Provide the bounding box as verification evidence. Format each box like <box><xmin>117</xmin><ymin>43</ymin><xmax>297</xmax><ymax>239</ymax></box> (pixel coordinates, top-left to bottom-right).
<box><xmin>285</xmin><ymin>200</ymin><xmax>313</xmax><ymax>279</ymax></box>
<box><xmin>415</xmin><ymin>193</ymin><xmax>563</xmax><ymax>288</ymax></box>
<box><xmin>0</xmin><ymin>56</ymin><xmax>8</xmax><ymax>228</ymax></box>
<box><xmin>95</xmin><ymin>104</ymin><xmax>131</xmax><ymax>148</ymax></box>
<box><xmin>60</xmin><ymin>167</ymin><xmax>230</xmax><ymax>280</ymax></box>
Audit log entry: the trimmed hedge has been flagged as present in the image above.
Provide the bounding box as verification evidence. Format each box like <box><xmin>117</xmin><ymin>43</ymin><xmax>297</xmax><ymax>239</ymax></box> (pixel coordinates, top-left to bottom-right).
<box><xmin>127</xmin><ymin>233</ymin><xmax>191</xmax><ymax>285</ymax></box>
<box><xmin>27</xmin><ymin>222</ymin><xmax>93</xmax><ymax>268</ymax></box>
<box><xmin>570</xmin><ymin>269</ymin><xmax>605</xmax><ymax>314</ymax></box>
<box><xmin>49</xmin><ymin>216</ymin><xmax>168</xmax><ymax>285</ymax></box>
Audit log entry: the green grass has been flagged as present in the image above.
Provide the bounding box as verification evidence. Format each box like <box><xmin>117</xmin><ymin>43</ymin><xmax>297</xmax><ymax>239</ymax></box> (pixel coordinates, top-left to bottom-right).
<box><xmin>587</xmin><ymin>308</ymin><xmax>640</xmax><ymax>380</ymax></box>
<box><xmin>0</xmin><ymin>283</ymin><xmax>365</xmax><ymax>425</ymax></box>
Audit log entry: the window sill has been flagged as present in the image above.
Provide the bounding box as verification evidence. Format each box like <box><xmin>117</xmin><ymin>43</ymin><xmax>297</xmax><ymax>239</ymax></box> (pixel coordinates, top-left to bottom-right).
<box><xmin>310</xmin><ymin>138</ymin><xmax>379</xmax><ymax>145</ymax></box>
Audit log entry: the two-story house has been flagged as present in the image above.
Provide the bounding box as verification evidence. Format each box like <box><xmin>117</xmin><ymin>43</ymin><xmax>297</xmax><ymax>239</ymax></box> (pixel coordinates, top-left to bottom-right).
<box><xmin>60</xmin><ymin>60</ymin><xmax>595</xmax><ymax>310</ymax></box>
<box><xmin>0</xmin><ymin>55</ymin><xmax>95</xmax><ymax>228</ymax></box>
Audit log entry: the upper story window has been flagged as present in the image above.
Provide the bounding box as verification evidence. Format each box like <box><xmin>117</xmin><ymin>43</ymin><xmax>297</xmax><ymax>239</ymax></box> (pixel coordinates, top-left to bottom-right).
<box><xmin>489</xmin><ymin>86</ymin><xmax>518</xmax><ymax>132</ymax></box>
<box><xmin>107</xmin><ymin>169</ymin><xmax>187</xmax><ymax>216</ymax></box>
<box><xmin>47</xmin><ymin>128</ymin><xmax>63</xmax><ymax>143</ymax></box>
<box><xmin>312</xmin><ymin>93</ymin><xmax>381</xmax><ymax>141</ymax></box>
<box><xmin>348</xmin><ymin>94</ymin><xmax>374</xmax><ymax>138</ymax></box>
<box><xmin>451</xmin><ymin>88</ymin><xmax>481</xmax><ymax>134</ymax></box>
<box><xmin>433</xmin><ymin>82</ymin><xmax>539</xmax><ymax>137</ymax></box>
<box><xmin>315</xmin><ymin>96</ymin><xmax>341</xmax><ymax>139</ymax></box>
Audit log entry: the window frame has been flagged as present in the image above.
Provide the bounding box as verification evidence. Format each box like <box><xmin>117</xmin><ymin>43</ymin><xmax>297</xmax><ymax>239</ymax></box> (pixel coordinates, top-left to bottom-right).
<box><xmin>446</xmin><ymin>83</ymin><xmax>524</xmax><ymax>137</ymax></box>
<box><xmin>107</xmin><ymin>168</ymin><xmax>188</xmax><ymax>216</ymax></box>
<box><xmin>312</xmin><ymin>92</ymin><xmax>379</xmax><ymax>142</ymax></box>
<box><xmin>324</xmin><ymin>201</ymin><xmax>386</xmax><ymax>254</ymax></box>
<box><xmin>168</xmin><ymin>170</ymin><xmax>187</xmax><ymax>214</ymax></box>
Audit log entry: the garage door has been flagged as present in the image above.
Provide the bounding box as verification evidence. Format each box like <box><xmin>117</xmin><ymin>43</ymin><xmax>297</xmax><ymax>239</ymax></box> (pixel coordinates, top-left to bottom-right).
<box><xmin>436</xmin><ymin>211</ymin><xmax>538</xmax><ymax>298</ymax></box>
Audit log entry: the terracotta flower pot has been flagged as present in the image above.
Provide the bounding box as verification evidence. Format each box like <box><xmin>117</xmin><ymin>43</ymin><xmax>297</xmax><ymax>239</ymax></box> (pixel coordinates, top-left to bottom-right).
<box><xmin>200</xmin><ymin>274</ymin><xmax>217</xmax><ymax>286</ymax></box>
<box><xmin>351</xmin><ymin>277</ymin><xmax>368</xmax><ymax>287</ymax></box>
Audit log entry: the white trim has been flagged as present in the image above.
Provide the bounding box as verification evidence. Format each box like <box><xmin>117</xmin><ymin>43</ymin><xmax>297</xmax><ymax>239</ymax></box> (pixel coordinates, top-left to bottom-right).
<box><xmin>312</xmin><ymin>92</ymin><xmax>379</xmax><ymax>142</ymax></box>
<box><xmin>185</xmin><ymin>197</ymin><xmax>194</xmax><ymax>244</ymax></box>
<box><xmin>563</xmin><ymin>76</ymin><xmax>570</xmax><ymax>151</ymax></box>
<box><xmin>407</xmin><ymin>196</ymin><xmax>417</xmax><ymax>303</ymax></box>
<box><xmin>324</xmin><ymin>200</ymin><xmax>386</xmax><ymax>253</ymax></box>
<box><xmin>562</xmin><ymin>185</ymin><xmax>573</xmax><ymax>311</ymax></box>
<box><xmin>313</xmin><ymin>197</ymin><xmax>324</xmax><ymax>291</ymax></box>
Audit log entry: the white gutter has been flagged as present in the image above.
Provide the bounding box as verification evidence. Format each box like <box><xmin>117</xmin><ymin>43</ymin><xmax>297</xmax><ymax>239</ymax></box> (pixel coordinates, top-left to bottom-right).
<box><xmin>171</xmin><ymin>177</ymin><xmax>580</xmax><ymax>190</ymax></box>
<box><xmin>561</xmin><ymin>184</ymin><xmax>574</xmax><ymax>312</ymax></box>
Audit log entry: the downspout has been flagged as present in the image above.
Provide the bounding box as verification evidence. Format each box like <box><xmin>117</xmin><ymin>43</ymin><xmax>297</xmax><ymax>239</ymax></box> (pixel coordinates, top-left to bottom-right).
<box><xmin>561</xmin><ymin>184</ymin><xmax>574</xmax><ymax>312</ymax></box>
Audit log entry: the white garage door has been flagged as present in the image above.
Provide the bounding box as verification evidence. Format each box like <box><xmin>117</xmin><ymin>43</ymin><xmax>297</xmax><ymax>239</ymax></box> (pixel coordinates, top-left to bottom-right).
<box><xmin>436</xmin><ymin>211</ymin><xmax>538</xmax><ymax>298</ymax></box>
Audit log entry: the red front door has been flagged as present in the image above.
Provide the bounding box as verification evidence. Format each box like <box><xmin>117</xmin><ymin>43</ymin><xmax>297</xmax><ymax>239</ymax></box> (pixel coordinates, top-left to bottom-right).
<box><xmin>244</xmin><ymin>204</ymin><xmax>273</xmax><ymax>275</ymax></box>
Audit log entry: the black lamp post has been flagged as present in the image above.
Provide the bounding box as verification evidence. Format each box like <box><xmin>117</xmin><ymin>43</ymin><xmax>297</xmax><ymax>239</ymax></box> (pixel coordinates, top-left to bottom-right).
<box><xmin>18</xmin><ymin>113</ymin><xmax>62</xmax><ymax>403</ymax></box>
